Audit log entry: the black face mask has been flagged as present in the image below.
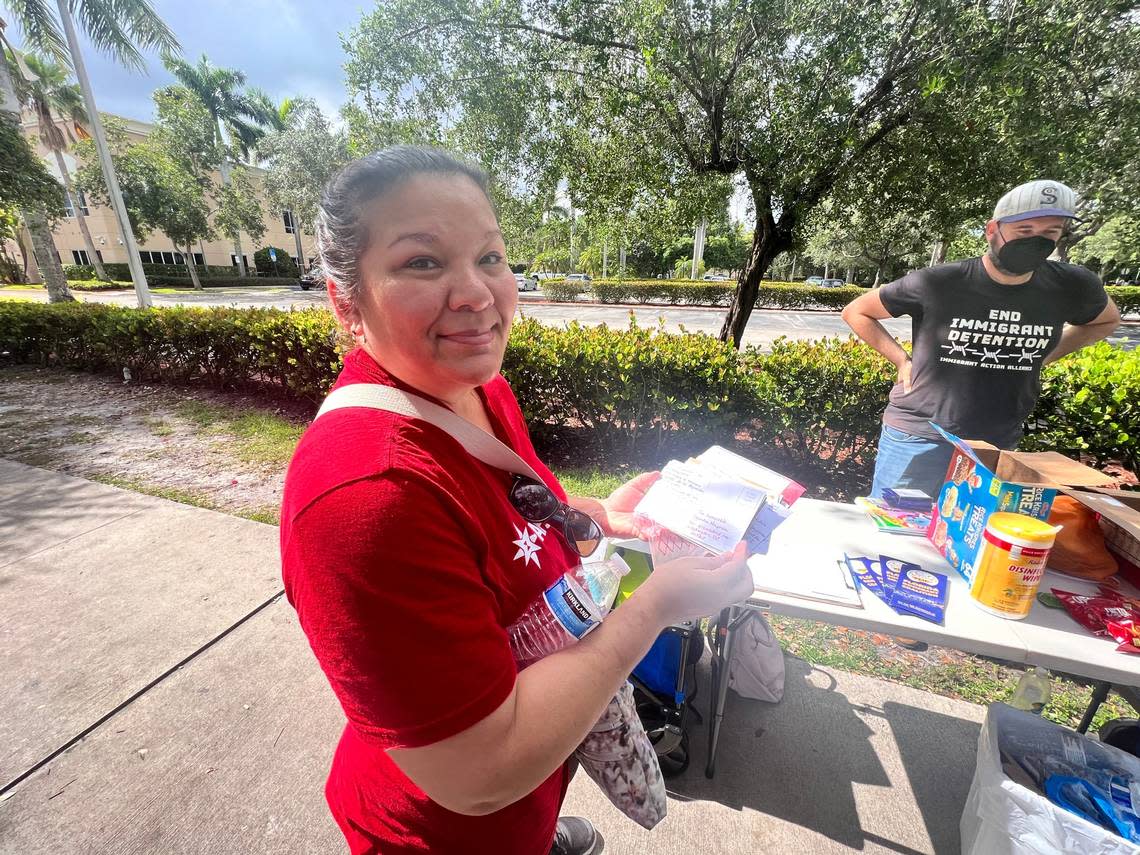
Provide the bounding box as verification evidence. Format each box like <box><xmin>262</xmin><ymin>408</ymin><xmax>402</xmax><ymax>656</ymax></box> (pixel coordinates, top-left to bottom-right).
<box><xmin>992</xmin><ymin>230</ymin><xmax>1057</xmax><ymax>275</ymax></box>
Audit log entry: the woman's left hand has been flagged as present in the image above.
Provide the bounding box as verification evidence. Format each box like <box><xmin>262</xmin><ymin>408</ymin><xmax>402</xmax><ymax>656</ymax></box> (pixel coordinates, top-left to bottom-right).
<box><xmin>568</xmin><ymin>471</ymin><xmax>660</xmax><ymax>539</ymax></box>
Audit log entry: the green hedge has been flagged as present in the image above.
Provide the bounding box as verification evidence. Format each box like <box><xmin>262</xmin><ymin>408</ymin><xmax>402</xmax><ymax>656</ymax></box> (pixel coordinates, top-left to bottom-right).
<box><xmin>146</xmin><ymin>275</ymin><xmax>301</xmax><ymax>288</ymax></box>
<box><xmin>1023</xmin><ymin>342</ymin><xmax>1139</xmax><ymax>473</ymax></box>
<box><xmin>254</xmin><ymin>247</ymin><xmax>300</xmax><ymax>277</ymax></box>
<box><xmin>1109</xmin><ymin>286</ymin><xmax>1140</xmax><ymax>315</ymax></box>
<box><xmin>542</xmin><ymin>278</ymin><xmax>865</xmax><ymax>310</ymax></box>
<box><xmin>0</xmin><ymin>302</ymin><xmax>342</xmax><ymax>401</ymax></box>
<box><xmin>68</xmin><ymin>280</ymin><xmax>133</xmax><ymax>291</ymax></box>
<box><xmin>64</xmin><ymin>263</ymin><xmax>239</xmax><ymax>281</ymax></box>
<box><xmin>543</xmin><ymin>278</ymin><xmax>1140</xmax><ymax>315</ymax></box>
<box><xmin>742</xmin><ymin>337</ymin><xmax>895</xmax><ymax>473</ymax></box>
<box><xmin>0</xmin><ymin>302</ymin><xmax>1135</xmax><ymax>479</ymax></box>
<box><xmin>502</xmin><ymin>316</ymin><xmax>757</xmax><ymax>453</ymax></box>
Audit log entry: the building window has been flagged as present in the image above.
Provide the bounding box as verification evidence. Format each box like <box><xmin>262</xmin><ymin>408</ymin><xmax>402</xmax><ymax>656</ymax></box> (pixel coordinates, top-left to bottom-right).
<box><xmin>72</xmin><ymin>249</ymin><xmax>90</xmax><ymax>265</ymax></box>
<box><xmin>283</xmin><ymin>210</ymin><xmax>296</xmax><ymax>235</ymax></box>
<box><xmin>63</xmin><ymin>190</ymin><xmax>89</xmax><ymax>218</ymax></box>
<box><xmin>173</xmin><ymin>252</ymin><xmax>185</xmax><ymax>265</ymax></box>
<box><xmin>193</xmin><ymin>253</ymin><xmax>204</xmax><ymax>266</ymax></box>
<box><xmin>139</xmin><ymin>251</ymin><xmax>153</xmax><ymax>263</ymax></box>
<box><xmin>292</xmin><ymin>256</ymin><xmax>301</xmax><ymax>268</ymax></box>
<box><xmin>231</xmin><ymin>254</ymin><xmax>249</xmax><ymax>268</ymax></box>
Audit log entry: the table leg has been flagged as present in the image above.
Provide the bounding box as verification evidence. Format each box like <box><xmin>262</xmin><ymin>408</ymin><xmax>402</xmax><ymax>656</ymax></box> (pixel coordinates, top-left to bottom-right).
<box><xmin>705</xmin><ymin>606</ymin><xmax>739</xmax><ymax>779</ymax></box>
<box><xmin>1077</xmin><ymin>681</ymin><xmax>1112</xmax><ymax>734</ymax></box>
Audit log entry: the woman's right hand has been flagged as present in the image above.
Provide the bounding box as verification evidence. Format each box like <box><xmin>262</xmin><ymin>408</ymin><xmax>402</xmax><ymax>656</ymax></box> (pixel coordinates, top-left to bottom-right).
<box><xmin>635</xmin><ymin>542</ymin><xmax>754</xmax><ymax>625</ymax></box>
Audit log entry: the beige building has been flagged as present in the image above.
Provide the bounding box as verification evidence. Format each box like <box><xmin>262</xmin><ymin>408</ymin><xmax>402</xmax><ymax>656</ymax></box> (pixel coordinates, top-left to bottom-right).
<box><xmin>9</xmin><ymin>112</ymin><xmax>316</xmax><ymax>278</ymax></box>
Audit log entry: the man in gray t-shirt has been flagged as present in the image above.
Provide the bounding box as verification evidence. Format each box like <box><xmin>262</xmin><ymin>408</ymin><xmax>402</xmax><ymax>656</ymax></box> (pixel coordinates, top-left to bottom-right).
<box><xmin>842</xmin><ymin>179</ymin><xmax>1121</xmax><ymax>499</ymax></box>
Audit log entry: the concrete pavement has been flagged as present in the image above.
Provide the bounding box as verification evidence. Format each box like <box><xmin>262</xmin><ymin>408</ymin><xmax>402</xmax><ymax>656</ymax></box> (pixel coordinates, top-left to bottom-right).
<box><xmin>0</xmin><ymin>461</ymin><xmax>987</xmax><ymax>853</ymax></box>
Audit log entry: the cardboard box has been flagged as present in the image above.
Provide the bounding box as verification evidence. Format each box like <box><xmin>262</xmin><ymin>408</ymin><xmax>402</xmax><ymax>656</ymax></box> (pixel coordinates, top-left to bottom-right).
<box><xmin>927</xmin><ymin>425</ymin><xmax>1113</xmax><ymax>585</ymax></box>
<box><xmin>1062</xmin><ymin>487</ymin><xmax>1140</xmax><ymax>580</ymax></box>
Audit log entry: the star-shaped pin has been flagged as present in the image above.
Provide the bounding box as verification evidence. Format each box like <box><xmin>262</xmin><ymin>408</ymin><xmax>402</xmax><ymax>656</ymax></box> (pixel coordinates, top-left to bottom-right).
<box><xmin>512</xmin><ymin>523</ymin><xmax>543</xmax><ymax>568</ymax></box>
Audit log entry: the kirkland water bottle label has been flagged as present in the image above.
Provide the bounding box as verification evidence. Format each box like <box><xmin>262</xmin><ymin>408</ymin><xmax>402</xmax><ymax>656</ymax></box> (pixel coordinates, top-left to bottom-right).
<box><xmin>542</xmin><ymin>575</ymin><xmax>602</xmax><ymax>640</ymax></box>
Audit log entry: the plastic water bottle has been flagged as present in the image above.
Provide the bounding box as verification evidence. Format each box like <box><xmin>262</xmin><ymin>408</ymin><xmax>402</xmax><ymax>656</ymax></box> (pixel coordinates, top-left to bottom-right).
<box><xmin>508</xmin><ymin>556</ymin><xmax>631</xmax><ymax>664</ymax></box>
<box><xmin>1010</xmin><ymin>666</ymin><xmax>1052</xmax><ymax>714</ymax></box>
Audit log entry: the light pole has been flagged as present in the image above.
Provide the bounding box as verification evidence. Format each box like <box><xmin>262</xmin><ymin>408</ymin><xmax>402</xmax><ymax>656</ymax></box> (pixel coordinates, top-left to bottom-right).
<box><xmin>56</xmin><ymin>0</ymin><xmax>151</xmax><ymax>308</ymax></box>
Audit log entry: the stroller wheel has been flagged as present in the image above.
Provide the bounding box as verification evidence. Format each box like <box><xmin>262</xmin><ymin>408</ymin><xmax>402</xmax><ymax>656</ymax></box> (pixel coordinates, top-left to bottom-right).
<box><xmin>649</xmin><ymin>722</ymin><xmax>684</xmax><ymax>756</ymax></box>
<box><xmin>658</xmin><ymin>731</ymin><xmax>690</xmax><ymax>777</ymax></box>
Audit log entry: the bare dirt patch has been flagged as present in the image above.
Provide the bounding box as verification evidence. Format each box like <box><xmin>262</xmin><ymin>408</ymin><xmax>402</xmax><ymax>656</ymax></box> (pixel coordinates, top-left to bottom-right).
<box><xmin>0</xmin><ymin>366</ymin><xmax>311</xmax><ymax>521</ymax></box>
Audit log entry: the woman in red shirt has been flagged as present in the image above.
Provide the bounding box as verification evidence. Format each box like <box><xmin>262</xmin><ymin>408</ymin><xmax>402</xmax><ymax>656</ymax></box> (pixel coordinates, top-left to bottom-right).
<box><xmin>280</xmin><ymin>146</ymin><xmax>752</xmax><ymax>855</ymax></box>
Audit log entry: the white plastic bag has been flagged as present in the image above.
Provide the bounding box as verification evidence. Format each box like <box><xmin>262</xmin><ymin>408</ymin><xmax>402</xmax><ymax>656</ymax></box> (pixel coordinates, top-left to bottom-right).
<box><xmin>961</xmin><ymin>704</ymin><xmax>1140</xmax><ymax>855</ymax></box>
<box><xmin>728</xmin><ymin>611</ymin><xmax>785</xmax><ymax>703</ymax></box>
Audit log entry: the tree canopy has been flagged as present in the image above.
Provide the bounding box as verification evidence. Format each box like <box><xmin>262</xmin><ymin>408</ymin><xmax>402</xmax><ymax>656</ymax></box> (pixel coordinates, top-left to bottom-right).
<box><xmin>344</xmin><ymin>0</ymin><xmax>1139</xmax><ymax>345</ymax></box>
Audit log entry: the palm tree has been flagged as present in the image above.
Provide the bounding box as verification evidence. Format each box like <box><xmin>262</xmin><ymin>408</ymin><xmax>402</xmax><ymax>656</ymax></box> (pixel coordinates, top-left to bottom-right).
<box><xmin>12</xmin><ymin>52</ymin><xmax>107</xmax><ymax>280</ymax></box>
<box><xmin>0</xmin><ymin>0</ymin><xmax>178</xmax><ymax>305</ymax></box>
<box><xmin>163</xmin><ymin>53</ymin><xmax>276</xmax><ymax>278</ymax></box>
<box><xmin>247</xmin><ymin>87</ymin><xmax>296</xmax><ymax>133</ymax></box>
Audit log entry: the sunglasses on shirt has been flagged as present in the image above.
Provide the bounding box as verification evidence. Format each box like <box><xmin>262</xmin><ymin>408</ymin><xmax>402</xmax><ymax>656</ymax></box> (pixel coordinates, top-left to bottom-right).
<box><xmin>508</xmin><ymin>475</ymin><xmax>603</xmax><ymax>557</ymax></box>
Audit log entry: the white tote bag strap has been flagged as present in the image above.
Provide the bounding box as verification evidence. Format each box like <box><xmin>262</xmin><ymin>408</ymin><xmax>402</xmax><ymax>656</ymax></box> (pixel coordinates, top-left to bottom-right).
<box><xmin>316</xmin><ymin>383</ymin><xmax>546</xmax><ymax>483</ymax></box>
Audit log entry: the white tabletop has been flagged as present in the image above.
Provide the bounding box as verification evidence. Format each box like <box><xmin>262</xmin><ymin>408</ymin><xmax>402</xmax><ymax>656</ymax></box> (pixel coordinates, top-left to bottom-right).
<box><xmin>748</xmin><ymin>499</ymin><xmax>1140</xmax><ymax>688</ymax></box>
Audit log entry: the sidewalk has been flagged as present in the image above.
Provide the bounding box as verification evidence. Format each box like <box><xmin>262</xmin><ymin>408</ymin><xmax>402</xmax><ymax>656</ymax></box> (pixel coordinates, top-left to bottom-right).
<box><xmin>0</xmin><ymin>461</ymin><xmax>986</xmax><ymax>853</ymax></box>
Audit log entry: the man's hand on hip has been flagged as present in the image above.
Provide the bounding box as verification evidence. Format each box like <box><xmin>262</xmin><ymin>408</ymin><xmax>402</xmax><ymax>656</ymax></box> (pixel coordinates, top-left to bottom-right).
<box><xmin>897</xmin><ymin>358</ymin><xmax>913</xmax><ymax>394</ymax></box>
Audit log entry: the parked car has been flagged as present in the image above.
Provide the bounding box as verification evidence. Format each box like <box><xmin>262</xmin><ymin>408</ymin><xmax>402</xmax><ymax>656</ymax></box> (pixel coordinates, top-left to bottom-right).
<box><xmin>565</xmin><ymin>273</ymin><xmax>592</xmax><ymax>282</ymax></box>
<box><xmin>299</xmin><ymin>263</ymin><xmax>325</xmax><ymax>291</ymax></box>
<box><xmin>822</xmin><ymin>278</ymin><xmax>845</xmax><ymax>288</ymax></box>
<box><xmin>702</xmin><ymin>274</ymin><xmax>730</xmax><ymax>281</ymax></box>
<box><xmin>514</xmin><ymin>273</ymin><xmax>538</xmax><ymax>291</ymax></box>
<box><xmin>804</xmin><ymin>276</ymin><xmax>825</xmax><ymax>286</ymax></box>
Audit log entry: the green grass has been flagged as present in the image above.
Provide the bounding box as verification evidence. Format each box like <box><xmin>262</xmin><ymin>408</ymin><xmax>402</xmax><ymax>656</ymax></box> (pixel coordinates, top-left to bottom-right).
<box><xmin>174</xmin><ymin>401</ymin><xmax>303</xmax><ymax>466</ymax></box>
<box><xmin>143</xmin><ymin>416</ymin><xmax>174</xmax><ymax>437</ymax></box>
<box><xmin>770</xmin><ymin>615</ymin><xmax>1134</xmax><ymax>731</ymax></box>
<box><xmin>91</xmin><ymin>474</ymin><xmax>220</xmax><ymax>511</ymax></box>
<box><xmin>554</xmin><ymin>467</ymin><xmax>634</xmax><ymax>498</ymax></box>
<box><xmin>89</xmin><ymin>473</ymin><xmax>278</xmax><ymax>525</ymax></box>
<box><xmin>0</xmin><ymin>283</ymin><xmax>43</xmax><ymax>290</ymax></box>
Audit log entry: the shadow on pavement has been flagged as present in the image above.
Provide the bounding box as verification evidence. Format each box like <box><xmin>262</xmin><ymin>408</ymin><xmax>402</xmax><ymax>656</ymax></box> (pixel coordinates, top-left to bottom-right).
<box><xmin>884</xmin><ymin>701</ymin><xmax>982</xmax><ymax>854</ymax></box>
<box><xmin>667</xmin><ymin>656</ymin><xmax>890</xmax><ymax>850</ymax></box>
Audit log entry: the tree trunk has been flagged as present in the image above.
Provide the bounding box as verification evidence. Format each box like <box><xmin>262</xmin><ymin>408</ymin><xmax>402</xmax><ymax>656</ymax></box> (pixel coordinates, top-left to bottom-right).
<box><xmin>292</xmin><ymin>217</ymin><xmax>305</xmax><ymax>272</ymax></box>
<box><xmin>719</xmin><ymin>217</ymin><xmax>791</xmax><ymax>347</ymax></box>
<box><xmin>218</xmin><ymin>159</ymin><xmax>248</xmax><ymax>277</ymax></box>
<box><xmin>17</xmin><ymin>225</ymin><xmax>39</xmax><ymax>281</ymax></box>
<box><xmin>872</xmin><ymin>266</ymin><xmax>882</xmax><ymax>288</ymax></box>
<box><xmin>52</xmin><ymin>149</ymin><xmax>108</xmax><ymax>281</ymax></box>
<box><xmin>25</xmin><ymin>206</ymin><xmax>74</xmax><ymax>302</ymax></box>
<box><xmin>184</xmin><ymin>243</ymin><xmax>203</xmax><ymax>290</ymax></box>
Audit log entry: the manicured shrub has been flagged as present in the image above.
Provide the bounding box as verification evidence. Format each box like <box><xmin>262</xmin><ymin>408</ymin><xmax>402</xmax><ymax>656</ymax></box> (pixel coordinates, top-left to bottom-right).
<box><xmin>0</xmin><ymin>302</ymin><xmax>1134</xmax><ymax>479</ymax></box>
<box><xmin>254</xmin><ymin>247</ymin><xmax>300</xmax><ymax>277</ymax></box>
<box><xmin>541</xmin><ymin>280</ymin><xmax>586</xmax><ymax>301</ymax></box>
<box><xmin>541</xmin><ymin>279</ymin><xmax>1139</xmax><ymax>316</ymax></box>
<box><xmin>502</xmin><ymin>316</ymin><xmax>759</xmax><ymax>454</ymax></box>
<box><xmin>1023</xmin><ymin>342</ymin><xmax>1140</xmax><ymax>473</ymax></box>
<box><xmin>741</xmin><ymin>337</ymin><xmax>896</xmax><ymax>474</ymax></box>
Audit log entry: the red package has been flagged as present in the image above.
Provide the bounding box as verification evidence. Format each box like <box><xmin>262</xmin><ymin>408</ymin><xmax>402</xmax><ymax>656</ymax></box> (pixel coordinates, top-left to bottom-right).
<box><xmin>1052</xmin><ymin>588</ymin><xmax>1140</xmax><ymax>638</ymax></box>
<box><xmin>1098</xmin><ymin>583</ymin><xmax>1140</xmax><ymax>613</ymax></box>
<box><xmin>1106</xmin><ymin>620</ymin><xmax>1140</xmax><ymax>655</ymax></box>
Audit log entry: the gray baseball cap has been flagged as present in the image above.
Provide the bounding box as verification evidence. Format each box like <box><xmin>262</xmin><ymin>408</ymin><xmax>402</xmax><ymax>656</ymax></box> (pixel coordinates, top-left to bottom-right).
<box><xmin>993</xmin><ymin>180</ymin><xmax>1079</xmax><ymax>223</ymax></box>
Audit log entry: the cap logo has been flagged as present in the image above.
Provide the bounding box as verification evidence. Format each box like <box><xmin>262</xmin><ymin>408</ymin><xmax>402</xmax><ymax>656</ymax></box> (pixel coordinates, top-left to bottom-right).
<box><xmin>1040</xmin><ymin>186</ymin><xmax>1058</xmax><ymax>205</ymax></box>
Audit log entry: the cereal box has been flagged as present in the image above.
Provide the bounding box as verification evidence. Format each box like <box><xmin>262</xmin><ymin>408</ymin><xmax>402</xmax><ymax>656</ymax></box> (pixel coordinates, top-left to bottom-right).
<box><xmin>927</xmin><ymin>424</ymin><xmax>1112</xmax><ymax>586</ymax></box>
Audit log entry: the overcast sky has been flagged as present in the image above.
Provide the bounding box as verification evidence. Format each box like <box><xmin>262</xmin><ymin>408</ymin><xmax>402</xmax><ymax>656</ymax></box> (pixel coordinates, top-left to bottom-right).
<box><xmin>10</xmin><ymin>0</ymin><xmax>369</xmax><ymax>122</ymax></box>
